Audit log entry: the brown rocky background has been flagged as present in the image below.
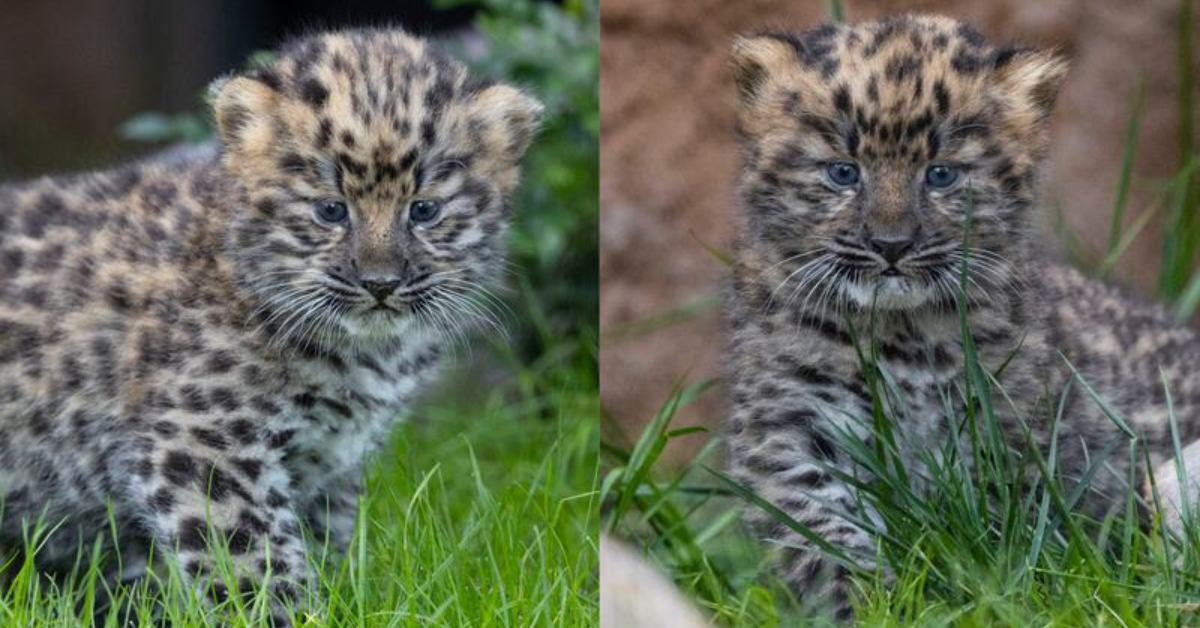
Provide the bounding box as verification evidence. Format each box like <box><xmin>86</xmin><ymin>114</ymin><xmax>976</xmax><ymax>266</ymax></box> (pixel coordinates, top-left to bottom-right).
<box><xmin>600</xmin><ymin>0</ymin><xmax>1200</xmax><ymax>462</ymax></box>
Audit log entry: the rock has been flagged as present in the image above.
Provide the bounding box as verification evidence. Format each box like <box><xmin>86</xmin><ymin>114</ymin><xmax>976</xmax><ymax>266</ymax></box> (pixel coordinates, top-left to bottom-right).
<box><xmin>600</xmin><ymin>535</ymin><xmax>714</xmax><ymax>628</ymax></box>
<box><xmin>1147</xmin><ymin>439</ymin><xmax>1200</xmax><ymax>537</ymax></box>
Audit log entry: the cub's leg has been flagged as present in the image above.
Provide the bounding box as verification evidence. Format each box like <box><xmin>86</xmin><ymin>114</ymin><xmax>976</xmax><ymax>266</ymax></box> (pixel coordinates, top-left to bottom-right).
<box><xmin>299</xmin><ymin>470</ymin><xmax>362</xmax><ymax>556</ymax></box>
<box><xmin>132</xmin><ymin>410</ymin><xmax>311</xmax><ymax>626</ymax></box>
<box><xmin>729</xmin><ymin>397</ymin><xmax>879</xmax><ymax>622</ymax></box>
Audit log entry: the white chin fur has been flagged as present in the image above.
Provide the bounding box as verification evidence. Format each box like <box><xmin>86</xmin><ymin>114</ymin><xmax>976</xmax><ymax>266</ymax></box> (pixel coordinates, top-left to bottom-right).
<box><xmin>337</xmin><ymin>310</ymin><xmax>417</xmax><ymax>340</ymax></box>
<box><xmin>844</xmin><ymin>277</ymin><xmax>938</xmax><ymax>311</ymax></box>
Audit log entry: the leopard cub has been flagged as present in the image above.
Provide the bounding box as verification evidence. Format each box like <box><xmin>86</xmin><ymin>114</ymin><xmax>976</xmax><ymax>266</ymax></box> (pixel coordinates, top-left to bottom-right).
<box><xmin>726</xmin><ymin>14</ymin><xmax>1200</xmax><ymax>620</ymax></box>
<box><xmin>0</xmin><ymin>27</ymin><xmax>540</xmax><ymax>619</ymax></box>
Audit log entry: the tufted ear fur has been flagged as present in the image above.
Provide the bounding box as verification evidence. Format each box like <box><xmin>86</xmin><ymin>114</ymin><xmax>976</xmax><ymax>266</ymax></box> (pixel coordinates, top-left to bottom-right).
<box><xmin>208</xmin><ymin>74</ymin><xmax>279</xmax><ymax>148</ymax></box>
<box><xmin>466</xmin><ymin>84</ymin><xmax>544</xmax><ymax>162</ymax></box>
<box><xmin>730</xmin><ymin>34</ymin><xmax>804</xmax><ymax>106</ymax></box>
<box><xmin>992</xmin><ymin>48</ymin><xmax>1068</xmax><ymax>124</ymax></box>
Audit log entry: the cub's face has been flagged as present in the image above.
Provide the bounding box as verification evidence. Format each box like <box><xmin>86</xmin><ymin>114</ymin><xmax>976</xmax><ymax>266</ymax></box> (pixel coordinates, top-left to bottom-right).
<box><xmin>733</xmin><ymin>16</ymin><xmax>1065</xmax><ymax>313</ymax></box>
<box><xmin>214</xmin><ymin>29</ymin><xmax>541</xmax><ymax>347</ymax></box>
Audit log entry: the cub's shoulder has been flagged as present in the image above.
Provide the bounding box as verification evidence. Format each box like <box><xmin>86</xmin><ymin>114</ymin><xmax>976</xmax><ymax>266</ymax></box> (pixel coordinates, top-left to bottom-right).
<box><xmin>1040</xmin><ymin>259</ymin><xmax>1183</xmax><ymax>341</ymax></box>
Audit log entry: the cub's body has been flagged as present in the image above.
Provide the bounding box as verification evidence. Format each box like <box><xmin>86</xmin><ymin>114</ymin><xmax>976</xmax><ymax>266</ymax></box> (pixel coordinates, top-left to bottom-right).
<box><xmin>724</xmin><ymin>14</ymin><xmax>1200</xmax><ymax>620</ymax></box>
<box><xmin>0</xmin><ymin>27</ymin><xmax>541</xmax><ymax>621</ymax></box>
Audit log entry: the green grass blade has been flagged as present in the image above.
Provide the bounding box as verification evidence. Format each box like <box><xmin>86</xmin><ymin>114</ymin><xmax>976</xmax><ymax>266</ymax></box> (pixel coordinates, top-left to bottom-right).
<box><xmin>1058</xmin><ymin>352</ymin><xmax>1135</xmax><ymax>437</ymax></box>
<box><xmin>1163</xmin><ymin>368</ymin><xmax>1193</xmax><ymax>527</ymax></box>
<box><xmin>1160</xmin><ymin>0</ymin><xmax>1199</xmax><ymax>300</ymax></box>
<box><xmin>603</xmin><ymin>294</ymin><xmax>722</xmax><ymax>343</ymax></box>
<box><xmin>689</xmin><ymin>229</ymin><xmax>734</xmax><ymax>267</ymax></box>
<box><xmin>826</xmin><ymin>0</ymin><xmax>845</xmax><ymax>23</ymax></box>
<box><xmin>605</xmin><ymin>378</ymin><xmax>718</xmax><ymax>532</ymax></box>
<box><xmin>705</xmin><ymin>467</ymin><xmax>857</xmax><ymax>569</ymax></box>
<box><xmin>1102</xmin><ymin>78</ymin><xmax>1145</xmax><ymax>270</ymax></box>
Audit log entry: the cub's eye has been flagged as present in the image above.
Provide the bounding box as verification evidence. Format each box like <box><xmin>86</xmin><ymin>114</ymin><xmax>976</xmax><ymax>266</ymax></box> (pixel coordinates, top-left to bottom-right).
<box><xmin>825</xmin><ymin>162</ymin><xmax>861</xmax><ymax>188</ymax></box>
<box><xmin>314</xmin><ymin>201</ymin><xmax>349</xmax><ymax>224</ymax></box>
<box><xmin>925</xmin><ymin>164</ymin><xmax>961</xmax><ymax>189</ymax></box>
<box><xmin>409</xmin><ymin>200</ymin><xmax>442</xmax><ymax>224</ymax></box>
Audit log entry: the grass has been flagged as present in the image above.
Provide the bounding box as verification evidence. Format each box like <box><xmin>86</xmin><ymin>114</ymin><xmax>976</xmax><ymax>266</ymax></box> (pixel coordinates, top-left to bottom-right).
<box><xmin>0</xmin><ymin>356</ymin><xmax>599</xmax><ymax>627</ymax></box>
<box><xmin>601</xmin><ymin>2</ymin><xmax>1200</xmax><ymax>626</ymax></box>
<box><xmin>602</xmin><ymin>299</ymin><xmax>1200</xmax><ymax>628</ymax></box>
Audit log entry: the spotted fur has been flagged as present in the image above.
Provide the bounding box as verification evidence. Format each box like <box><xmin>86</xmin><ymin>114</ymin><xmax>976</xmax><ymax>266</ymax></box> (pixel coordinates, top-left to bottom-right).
<box><xmin>726</xmin><ymin>14</ymin><xmax>1200</xmax><ymax>620</ymax></box>
<box><xmin>0</xmin><ymin>27</ymin><xmax>541</xmax><ymax>622</ymax></box>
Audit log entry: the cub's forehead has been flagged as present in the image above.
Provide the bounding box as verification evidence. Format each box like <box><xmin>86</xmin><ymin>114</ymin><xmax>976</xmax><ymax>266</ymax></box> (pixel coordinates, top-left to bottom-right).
<box><xmin>744</xmin><ymin>16</ymin><xmax>1023</xmax><ymax>162</ymax></box>
<box><xmin>262</xmin><ymin>29</ymin><xmax>472</xmax><ymax>114</ymax></box>
<box><xmin>248</xmin><ymin>30</ymin><xmax>483</xmax><ymax>196</ymax></box>
<box><xmin>789</xmin><ymin>16</ymin><xmax>999</xmax><ymax>98</ymax></box>
<box><xmin>213</xmin><ymin>26</ymin><xmax>541</xmax><ymax>207</ymax></box>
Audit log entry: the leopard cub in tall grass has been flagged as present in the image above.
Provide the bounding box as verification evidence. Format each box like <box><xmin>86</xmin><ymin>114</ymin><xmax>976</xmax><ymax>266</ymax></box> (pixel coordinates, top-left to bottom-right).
<box><xmin>726</xmin><ymin>14</ymin><xmax>1200</xmax><ymax>620</ymax></box>
<box><xmin>0</xmin><ymin>28</ymin><xmax>540</xmax><ymax>620</ymax></box>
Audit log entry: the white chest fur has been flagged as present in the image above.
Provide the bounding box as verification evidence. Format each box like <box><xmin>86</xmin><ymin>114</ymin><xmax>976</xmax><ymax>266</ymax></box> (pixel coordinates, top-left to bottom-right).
<box><xmin>279</xmin><ymin>339</ymin><xmax>441</xmax><ymax>495</ymax></box>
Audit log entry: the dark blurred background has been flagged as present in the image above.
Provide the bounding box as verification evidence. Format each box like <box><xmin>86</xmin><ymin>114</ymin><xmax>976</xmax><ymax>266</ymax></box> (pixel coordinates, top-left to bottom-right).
<box><xmin>0</xmin><ymin>0</ymin><xmax>480</xmax><ymax>177</ymax></box>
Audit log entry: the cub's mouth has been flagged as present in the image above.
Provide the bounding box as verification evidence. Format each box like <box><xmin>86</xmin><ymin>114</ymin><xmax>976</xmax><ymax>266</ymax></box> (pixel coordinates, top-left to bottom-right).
<box><xmin>843</xmin><ymin>273</ymin><xmax>943</xmax><ymax>312</ymax></box>
<box><xmin>367</xmin><ymin>303</ymin><xmax>406</xmax><ymax>315</ymax></box>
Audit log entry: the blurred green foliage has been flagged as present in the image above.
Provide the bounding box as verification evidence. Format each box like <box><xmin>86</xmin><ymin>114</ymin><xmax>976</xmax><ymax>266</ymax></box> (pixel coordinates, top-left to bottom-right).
<box><xmin>119</xmin><ymin>112</ymin><xmax>212</xmax><ymax>144</ymax></box>
<box><xmin>437</xmin><ymin>0</ymin><xmax>599</xmax><ymax>391</ymax></box>
<box><xmin>121</xmin><ymin>0</ymin><xmax>599</xmax><ymax>393</ymax></box>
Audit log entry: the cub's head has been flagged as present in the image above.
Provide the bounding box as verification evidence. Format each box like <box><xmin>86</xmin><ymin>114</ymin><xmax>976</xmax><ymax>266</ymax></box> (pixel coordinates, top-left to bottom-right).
<box><xmin>212</xmin><ymin>28</ymin><xmax>542</xmax><ymax>348</ymax></box>
<box><xmin>733</xmin><ymin>15</ymin><xmax>1065</xmax><ymax>313</ymax></box>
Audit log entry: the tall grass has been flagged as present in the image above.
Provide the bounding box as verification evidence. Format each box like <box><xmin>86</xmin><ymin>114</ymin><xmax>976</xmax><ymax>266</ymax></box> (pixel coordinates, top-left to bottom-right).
<box><xmin>0</xmin><ymin>382</ymin><xmax>598</xmax><ymax>628</ymax></box>
<box><xmin>1160</xmin><ymin>0</ymin><xmax>1199</xmax><ymax>301</ymax></box>
<box><xmin>603</xmin><ymin>281</ymin><xmax>1200</xmax><ymax>627</ymax></box>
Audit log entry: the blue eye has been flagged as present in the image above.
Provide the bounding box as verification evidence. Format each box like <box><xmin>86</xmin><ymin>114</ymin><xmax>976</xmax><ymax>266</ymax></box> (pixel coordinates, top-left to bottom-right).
<box><xmin>315</xmin><ymin>201</ymin><xmax>348</xmax><ymax>224</ymax></box>
<box><xmin>409</xmin><ymin>200</ymin><xmax>442</xmax><ymax>224</ymax></box>
<box><xmin>826</xmin><ymin>162</ymin><xmax>861</xmax><ymax>187</ymax></box>
<box><xmin>925</xmin><ymin>164</ymin><xmax>961</xmax><ymax>189</ymax></box>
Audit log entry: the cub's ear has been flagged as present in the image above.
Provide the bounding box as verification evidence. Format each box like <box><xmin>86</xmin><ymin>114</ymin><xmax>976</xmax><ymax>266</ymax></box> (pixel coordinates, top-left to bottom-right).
<box><xmin>730</xmin><ymin>33</ymin><xmax>803</xmax><ymax>106</ymax></box>
<box><xmin>466</xmin><ymin>83</ymin><xmax>544</xmax><ymax>161</ymax></box>
<box><xmin>208</xmin><ymin>73</ymin><xmax>279</xmax><ymax>147</ymax></box>
<box><xmin>992</xmin><ymin>47</ymin><xmax>1068</xmax><ymax>122</ymax></box>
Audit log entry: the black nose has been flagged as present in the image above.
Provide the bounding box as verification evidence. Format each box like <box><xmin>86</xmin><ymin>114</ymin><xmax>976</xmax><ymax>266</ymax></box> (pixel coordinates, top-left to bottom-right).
<box><xmin>867</xmin><ymin>237</ymin><xmax>915</xmax><ymax>264</ymax></box>
<box><xmin>361</xmin><ymin>279</ymin><xmax>402</xmax><ymax>302</ymax></box>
